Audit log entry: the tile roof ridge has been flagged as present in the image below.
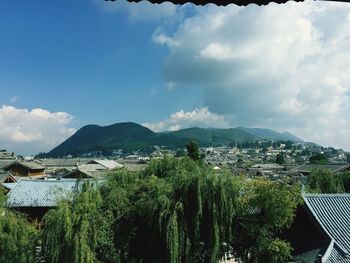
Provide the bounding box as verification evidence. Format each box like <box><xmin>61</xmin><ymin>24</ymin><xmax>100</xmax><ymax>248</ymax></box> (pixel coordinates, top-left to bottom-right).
<box><xmin>303</xmin><ymin>193</ymin><xmax>350</xmax><ymax>197</ymax></box>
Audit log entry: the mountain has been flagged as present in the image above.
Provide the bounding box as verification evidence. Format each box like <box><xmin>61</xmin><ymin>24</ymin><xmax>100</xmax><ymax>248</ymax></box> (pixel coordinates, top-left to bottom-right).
<box><xmin>47</xmin><ymin>122</ymin><xmax>303</xmax><ymax>157</ymax></box>
<box><xmin>48</xmin><ymin>122</ymin><xmax>156</xmax><ymax>157</ymax></box>
<box><xmin>237</xmin><ymin>127</ymin><xmax>303</xmax><ymax>142</ymax></box>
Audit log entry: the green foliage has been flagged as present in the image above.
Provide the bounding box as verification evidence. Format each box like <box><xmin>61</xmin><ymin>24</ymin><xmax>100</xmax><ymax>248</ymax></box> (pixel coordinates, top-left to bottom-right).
<box><xmin>309</xmin><ymin>153</ymin><xmax>328</xmax><ymax>164</ymax></box>
<box><xmin>186</xmin><ymin>141</ymin><xmax>201</xmax><ymax>161</ymax></box>
<box><xmin>41</xmin><ymin>158</ymin><xmax>301</xmax><ymax>263</ymax></box>
<box><xmin>0</xmin><ymin>189</ymin><xmax>38</xmax><ymax>263</ymax></box>
<box><xmin>308</xmin><ymin>169</ymin><xmax>344</xmax><ymax>193</ymax></box>
<box><xmin>339</xmin><ymin>172</ymin><xmax>350</xmax><ymax>192</ymax></box>
<box><xmin>275</xmin><ymin>153</ymin><xmax>285</xmax><ymax>165</ymax></box>
<box><xmin>232</xmin><ymin>179</ymin><xmax>302</xmax><ymax>263</ymax></box>
<box><xmin>253</xmin><ymin>232</ymin><xmax>292</xmax><ymax>263</ymax></box>
<box><xmin>42</xmin><ymin>183</ymin><xmax>119</xmax><ymax>263</ymax></box>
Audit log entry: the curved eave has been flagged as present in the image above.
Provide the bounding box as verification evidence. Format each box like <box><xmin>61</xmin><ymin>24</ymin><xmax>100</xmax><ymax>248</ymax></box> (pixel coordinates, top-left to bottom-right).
<box><xmin>106</xmin><ymin>0</ymin><xmax>350</xmax><ymax>6</ymax></box>
<box><xmin>105</xmin><ymin>0</ymin><xmax>305</xmax><ymax>6</ymax></box>
<box><xmin>302</xmin><ymin>194</ymin><xmax>350</xmax><ymax>262</ymax></box>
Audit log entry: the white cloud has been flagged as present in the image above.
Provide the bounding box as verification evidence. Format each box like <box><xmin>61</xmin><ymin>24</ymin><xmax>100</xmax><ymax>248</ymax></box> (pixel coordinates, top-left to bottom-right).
<box><xmin>143</xmin><ymin>107</ymin><xmax>230</xmax><ymax>132</ymax></box>
<box><xmin>0</xmin><ymin>106</ymin><xmax>76</xmax><ymax>155</ymax></box>
<box><xmin>94</xmin><ymin>0</ymin><xmax>178</xmax><ymax>22</ymax></box>
<box><xmin>155</xmin><ymin>1</ymin><xmax>350</xmax><ymax>150</ymax></box>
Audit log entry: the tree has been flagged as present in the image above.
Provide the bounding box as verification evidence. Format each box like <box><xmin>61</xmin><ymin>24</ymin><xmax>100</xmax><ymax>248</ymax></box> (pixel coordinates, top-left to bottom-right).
<box><xmin>275</xmin><ymin>153</ymin><xmax>285</xmax><ymax>165</ymax></box>
<box><xmin>308</xmin><ymin>169</ymin><xmax>344</xmax><ymax>193</ymax></box>
<box><xmin>0</xmin><ymin>189</ymin><xmax>38</xmax><ymax>263</ymax></box>
<box><xmin>232</xmin><ymin>179</ymin><xmax>302</xmax><ymax>263</ymax></box>
<box><xmin>339</xmin><ymin>172</ymin><xmax>350</xmax><ymax>192</ymax></box>
<box><xmin>41</xmin><ymin>158</ymin><xmax>302</xmax><ymax>263</ymax></box>
<box><xmin>309</xmin><ymin>153</ymin><xmax>328</xmax><ymax>164</ymax></box>
<box><xmin>186</xmin><ymin>141</ymin><xmax>201</xmax><ymax>161</ymax></box>
<box><xmin>42</xmin><ymin>183</ymin><xmax>120</xmax><ymax>263</ymax></box>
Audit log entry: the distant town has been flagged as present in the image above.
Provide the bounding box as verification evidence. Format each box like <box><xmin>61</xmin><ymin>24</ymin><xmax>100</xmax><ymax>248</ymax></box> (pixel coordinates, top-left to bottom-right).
<box><xmin>2</xmin><ymin>126</ymin><xmax>350</xmax><ymax>263</ymax></box>
<box><xmin>2</xmin><ymin>136</ymin><xmax>350</xmax><ymax>202</ymax></box>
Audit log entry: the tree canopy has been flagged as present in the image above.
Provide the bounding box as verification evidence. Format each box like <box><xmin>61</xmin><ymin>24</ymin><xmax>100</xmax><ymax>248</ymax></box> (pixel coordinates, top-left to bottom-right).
<box><xmin>39</xmin><ymin>157</ymin><xmax>301</xmax><ymax>263</ymax></box>
<box><xmin>0</xmin><ymin>189</ymin><xmax>38</xmax><ymax>263</ymax></box>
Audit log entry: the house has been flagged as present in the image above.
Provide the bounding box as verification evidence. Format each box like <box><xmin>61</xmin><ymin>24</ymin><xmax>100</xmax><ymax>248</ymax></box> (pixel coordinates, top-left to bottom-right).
<box><xmin>0</xmin><ymin>150</ymin><xmax>15</xmax><ymax>159</ymax></box>
<box><xmin>0</xmin><ymin>159</ymin><xmax>16</xmax><ymax>170</ymax></box>
<box><xmin>6</xmin><ymin>179</ymin><xmax>102</xmax><ymax>220</ymax></box>
<box><xmin>292</xmin><ymin>163</ymin><xmax>350</xmax><ymax>176</ymax></box>
<box><xmin>285</xmin><ymin>193</ymin><xmax>350</xmax><ymax>262</ymax></box>
<box><xmin>3</xmin><ymin>161</ymin><xmax>46</xmax><ymax>179</ymax></box>
<box><xmin>62</xmin><ymin>159</ymin><xmax>123</xmax><ymax>179</ymax></box>
<box><xmin>40</xmin><ymin>158</ymin><xmax>80</xmax><ymax>173</ymax></box>
<box><xmin>85</xmin><ymin>159</ymin><xmax>124</xmax><ymax>170</ymax></box>
<box><xmin>64</xmin><ymin>167</ymin><xmax>108</xmax><ymax>179</ymax></box>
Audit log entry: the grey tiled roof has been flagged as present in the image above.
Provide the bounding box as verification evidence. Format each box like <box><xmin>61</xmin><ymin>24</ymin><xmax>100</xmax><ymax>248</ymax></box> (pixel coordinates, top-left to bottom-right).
<box><xmin>3</xmin><ymin>161</ymin><xmax>45</xmax><ymax>171</ymax></box>
<box><xmin>7</xmin><ymin>179</ymin><xmax>80</xmax><ymax>207</ymax></box>
<box><xmin>0</xmin><ymin>159</ymin><xmax>16</xmax><ymax>169</ymax></box>
<box><xmin>303</xmin><ymin>194</ymin><xmax>350</xmax><ymax>262</ymax></box>
<box><xmin>326</xmin><ymin>245</ymin><xmax>349</xmax><ymax>263</ymax></box>
<box><xmin>7</xmin><ymin>178</ymin><xmax>105</xmax><ymax>207</ymax></box>
<box><xmin>41</xmin><ymin>158</ymin><xmax>80</xmax><ymax>167</ymax></box>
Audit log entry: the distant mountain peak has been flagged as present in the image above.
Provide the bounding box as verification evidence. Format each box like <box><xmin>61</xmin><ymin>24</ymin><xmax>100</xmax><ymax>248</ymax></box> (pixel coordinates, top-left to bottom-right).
<box><xmin>46</xmin><ymin>122</ymin><xmax>304</xmax><ymax>157</ymax></box>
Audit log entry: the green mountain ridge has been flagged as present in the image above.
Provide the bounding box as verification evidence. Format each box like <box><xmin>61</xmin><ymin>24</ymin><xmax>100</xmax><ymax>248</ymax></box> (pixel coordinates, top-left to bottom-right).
<box><xmin>237</xmin><ymin>127</ymin><xmax>303</xmax><ymax>142</ymax></box>
<box><xmin>47</xmin><ymin>122</ymin><xmax>303</xmax><ymax>157</ymax></box>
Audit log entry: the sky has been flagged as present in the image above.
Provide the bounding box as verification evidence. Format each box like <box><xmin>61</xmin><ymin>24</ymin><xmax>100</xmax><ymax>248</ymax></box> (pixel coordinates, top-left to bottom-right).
<box><xmin>1</xmin><ymin>0</ymin><xmax>350</xmax><ymax>154</ymax></box>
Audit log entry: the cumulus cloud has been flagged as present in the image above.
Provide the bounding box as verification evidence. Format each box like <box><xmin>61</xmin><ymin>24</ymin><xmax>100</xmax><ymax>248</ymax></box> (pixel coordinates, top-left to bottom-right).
<box><xmin>142</xmin><ymin>107</ymin><xmax>230</xmax><ymax>132</ymax></box>
<box><xmin>0</xmin><ymin>106</ymin><xmax>76</xmax><ymax>155</ymax></box>
<box><xmin>155</xmin><ymin>1</ymin><xmax>350</xmax><ymax>150</ymax></box>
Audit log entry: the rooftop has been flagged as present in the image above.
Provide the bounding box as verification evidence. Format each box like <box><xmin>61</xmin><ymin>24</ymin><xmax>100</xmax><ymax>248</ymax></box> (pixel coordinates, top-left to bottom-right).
<box><xmin>294</xmin><ymin>163</ymin><xmax>350</xmax><ymax>174</ymax></box>
<box><xmin>303</xmin><ymin>193</ymin><xmax>350</xmax><ymax>262</ymax></box>
<box><xmin>6</xmin><ymin>179</ymin><xmax>102</xmax><ymax>207</ymax></box>
<box><xmin>3</xmin><ymin>160</ymin><xmax>45</xmax><ymax>171</ymax></box>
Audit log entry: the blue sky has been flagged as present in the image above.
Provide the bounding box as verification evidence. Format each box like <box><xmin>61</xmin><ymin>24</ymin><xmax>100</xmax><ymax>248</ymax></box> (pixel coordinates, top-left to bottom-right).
<box><xmin>1</xmin><ymin>0</ymin><xmax>350</xmax><ymax>154</ymax></box>
<box><xmin>0</xmin><ymin>0</ymin><xmax>200</xmax><ymax>126</ymax></box>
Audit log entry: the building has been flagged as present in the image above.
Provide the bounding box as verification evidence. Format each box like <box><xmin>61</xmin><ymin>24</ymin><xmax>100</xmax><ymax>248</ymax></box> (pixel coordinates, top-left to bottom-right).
<box><xmin>85</xmin><ymin>159</ymin><xmax>124</xmax><ymax>170</ymax></box>
<box><xmin>292</xmin><ymin>163</ymin><xmax>350</xmax><ymax>176</ymax></box>
<box><xmin>285</xmin><ymin>193</ymin><xmax>350</xmax><ymax>262</ymax></box>
<box><xmin>40</xmin><ymin>158</ymin><xmax>80</xmax><ymax>174</ymax></box>
<box><xmin>6</xmin><ymin>179</ymin><xmax>102</xmax><ymax>220</ymax></box>
<box><xmin>3</xmin><ymin>161</ymin><xmax>46</xmax><ymax>179</ymax></box>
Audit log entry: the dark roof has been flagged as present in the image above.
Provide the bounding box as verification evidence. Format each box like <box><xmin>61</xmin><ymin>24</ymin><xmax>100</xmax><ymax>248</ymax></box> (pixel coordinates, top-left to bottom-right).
<box><xmin>0</xmin><ymin>159</ymin><xmax>16</xmax><ymax>169</ymax></box>
<box><xmin>0</xmin><ymin>170</ymin><xmax>8</xmax><ymax>182</ymax></box>
<box><xmin>294</xmin><ymin>164</ymin><xmax>350</xmax><ymax>174</ymax></box>
<box><xmin>106</xmin><ymin>0</ymin><xmax>304</xmax><ymax>6</ymax></box>
<box><xmin>303</xmin><ymin>194</ymin><xmax>350</xmax><ymax>262</ymax></box>
<box><xmin>41</xmin><ymin>158</ymin><xmax>80</xmax><ymax>167</ymax></box>
<box><xmin>3</xmin><ymin>161</ymin><xmax>45</xmax><ymax>171</ymax></box>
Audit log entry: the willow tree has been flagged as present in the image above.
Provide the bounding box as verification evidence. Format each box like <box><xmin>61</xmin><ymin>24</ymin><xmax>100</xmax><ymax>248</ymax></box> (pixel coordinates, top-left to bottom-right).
<box><xmin>123</xmin><ymin>157</ymin><xmax>240</xmax><ymax>263</ymax></box>
<box><xmin>41</xmin><ymin>183</ymin><xmax>120</xmax><ymax>263</ymax></box>
<box><xmin>308</xmin><ymin>169</ymin><xmax>344</xmax><ymax>193</ymax></box>
<box><xmin>0</xmin><ymin>189</ymin><xmax>38</xmax><ymax>263</ymax></box>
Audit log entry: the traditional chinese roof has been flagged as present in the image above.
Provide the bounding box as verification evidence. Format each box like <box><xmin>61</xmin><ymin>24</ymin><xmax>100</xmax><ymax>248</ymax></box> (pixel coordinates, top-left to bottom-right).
<box><xmin>0</xmin><ymin>159</ymin><xmax>16</xmax><ymax>169</ymax></box>
<box><xmin>86</xmin><ymin>159</ymin><xmax>124</xmax><ymax>170</ymax></box>
<box><xmin>6</xmin><ymin>179</ymin><xmax>81</xmax><ymax>207</ymax></box>
<box><xmin>41</xmin><ymin>158</ymin><xmax>80</xmax><ymax>167</ymax></box>
<box><xmin>3</xmin><ymin>161</ymin><xmax>45</xmax><ymax>171</ymax></box>
<box><xmin>6</xmin><ymin>179</ymin><xmax>103</xmax><ymax>208</ymax></box>
<box><xmin>106</xmin><ymin>0</ymin><xmax>305</xmax><ymax>6</ymax></box>
<box><xmin>303</xmin><ymin>193</ymin><xmax>350</xmax><ymax>263</ymax></box>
